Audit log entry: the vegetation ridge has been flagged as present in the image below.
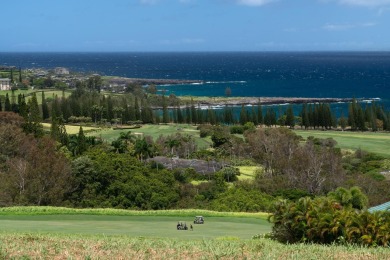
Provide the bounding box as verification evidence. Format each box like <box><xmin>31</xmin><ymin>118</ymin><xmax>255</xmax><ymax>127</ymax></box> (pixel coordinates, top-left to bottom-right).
<box><xmin>0</xmin><ymin>206</ymin><xmax>268</xmax><ymax>219</ymax></box>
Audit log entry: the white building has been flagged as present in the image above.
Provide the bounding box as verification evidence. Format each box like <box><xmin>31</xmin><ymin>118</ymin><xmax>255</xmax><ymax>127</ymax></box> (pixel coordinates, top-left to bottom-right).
<box><xmin>0</xmin><ymin>78</ymin><xmax>11</xmax><ymax>91</ymax></box>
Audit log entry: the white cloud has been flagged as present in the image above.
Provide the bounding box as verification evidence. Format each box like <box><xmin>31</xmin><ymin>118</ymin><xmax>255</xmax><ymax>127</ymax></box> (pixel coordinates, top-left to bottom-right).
<box><xmin>323</xmin><ymin>22</ymin><xmax>376</xmax><ymax>31</ymax></box>
<box><xmin>337</xmin><ymin>0</ymin><xmax>390</xmax><ymax>7</ymax></box>
<box><xmin>236</xmin><ymin>0</ymin><xmax>277</xmax><ymax>6</ymax></box>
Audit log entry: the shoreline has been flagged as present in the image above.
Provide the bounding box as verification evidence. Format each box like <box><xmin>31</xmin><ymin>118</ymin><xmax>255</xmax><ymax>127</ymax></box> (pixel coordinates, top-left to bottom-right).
<box><xmin>159</xmin><ymin>96</ymin><xmax>379</xmax><ymax>109</ymax></box>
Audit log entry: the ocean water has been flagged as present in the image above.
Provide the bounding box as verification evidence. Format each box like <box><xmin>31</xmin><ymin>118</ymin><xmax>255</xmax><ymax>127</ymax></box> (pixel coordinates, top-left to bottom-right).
<box><xmin>1</xmin><ymin>52</ymin><xmax>390</xmax><ymax>110</ymax></box>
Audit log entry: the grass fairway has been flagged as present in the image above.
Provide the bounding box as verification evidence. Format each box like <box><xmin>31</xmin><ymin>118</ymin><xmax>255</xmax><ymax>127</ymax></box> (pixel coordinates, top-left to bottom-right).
<box><xmin>237</xmin><ymin>166</ymin><xmax>262</xmax><ymax>181</ymax></box>
<box><xmin>294</xmin><ymin>130</ymin><xmax>390</xmax><ymax>157</ymax></box>
<box><xmin>0</xmin><ymin>208</ymin><xmax>269</xmax><ymax>240</ymax></box>
<box><xmin>42</xmin><ymin>123</ymin><xmax>100</xmax><ymax>135</ymax></box>
<box><xmin>94</xmin><ymin>124</ymin><xmax>211</xmax><ymax>148</ymax></box>
<box><xmin>0</xmin><ymin>215</ymin><xmax>269</xmax><ymax>240</ymax></box>
<box><xmin>0</xmin><ymin>89</ymin><xmax>72</xmax><ymax>104</ymax></box>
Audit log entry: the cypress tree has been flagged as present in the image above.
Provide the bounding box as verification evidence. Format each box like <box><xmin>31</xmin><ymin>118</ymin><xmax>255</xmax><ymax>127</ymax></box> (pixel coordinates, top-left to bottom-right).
<box><xmin>0</xmin><ymin>97</ymin><xmax>2</xmax><ymax>111</ymax></box>
<box><xmin>77</xmin><ymin>126</ymin><xmax>87</xmax><ymax>155</ymax></box>
<box><xmin>18</xmin><ymin>94</ymin><xmax>28</xmax><ymax>118</ymax></box>
<box><xmin>24</xmin><ymin>92</ymin><xmax>44</xmax><ymax>137</ymax></box>
<box><xmin>251</xmin><ymin>106</ymin><xmax>258</xmax><ymax>125</ymax></box>
<box><xmin>4</xmin><ymin>93</ymin><xmax>11</xmax><ymax>111</ymax></box>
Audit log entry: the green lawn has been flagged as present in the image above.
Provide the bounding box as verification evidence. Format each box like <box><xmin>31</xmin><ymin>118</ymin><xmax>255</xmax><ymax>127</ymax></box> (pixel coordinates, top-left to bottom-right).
<box><xmin>0</xmin><ymin>214</ymin><xmax>270</xmax><ymax>240</ymax></box>
<box><xmin>294</xmin><ymin>130</ymin><xmax>390</xmax><ymax>157</ymax></box>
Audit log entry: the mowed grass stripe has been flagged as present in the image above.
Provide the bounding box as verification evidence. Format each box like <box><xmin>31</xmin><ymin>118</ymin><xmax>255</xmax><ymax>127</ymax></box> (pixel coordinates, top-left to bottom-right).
<box><xmin>0</xmin><ymin>215</ymin><xmax>270</xmax><ymax>239</ymax></box>
<box><xmin>294</xmin><ymin>130</ymin><xmax>390</xmax><ymax>157</ymax></box>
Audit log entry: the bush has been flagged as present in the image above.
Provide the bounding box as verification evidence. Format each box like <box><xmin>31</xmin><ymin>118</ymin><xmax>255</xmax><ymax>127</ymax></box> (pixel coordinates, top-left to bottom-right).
<box><xmin>269</xmin><ymin>193</ymin><xmax>390</xmax><ymax>247</ymax></box>
<box><xmin>230</xmin><ymin>125</ymin><xmax>245</xmax><ymax>134</ymax></box>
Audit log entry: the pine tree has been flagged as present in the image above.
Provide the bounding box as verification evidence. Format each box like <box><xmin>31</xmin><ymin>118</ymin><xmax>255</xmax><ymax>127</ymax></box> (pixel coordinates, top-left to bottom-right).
<box><xmin>162</xmin><ymin>95</ymin><xmax>169</xmax><ymax>123</ymax></box>
<box><xmin>134</xmin><ymin>97</ymin><xmax>140</xmax><ymax>121</ymax></box>
<box><xmin>177</xmin><ymin>106</ymin><xmax>183</xmax><ymax>123</ymax></box>
<box><xmin>348</xmin><ymin>99</ymin><xmax>359</xmax><ymax>130</ymax></box>
<box><xmin>185</xmin><ymin>103</ymin><xmax>191</xmax><ymax>124</ymax></box>
<box><xmin>257</xmin><ymin>103</ymin><xmax>263</xmax><ymax>125</ymax></box>
<box><xmin>239</xmin><ymin>104</ymin><xmax>247</xmax><ymax>125</ymax></box>
<box><xmin>190</xmin><ymin>98</ymin><xmax>197</xmax><ymax>125</ymax></box>
<box><xmin>301</xmin><ymin>104</ymin><xmax>309</xmax><ymax>129</ymax></box>
<box><xmin>285</xmin><ymin>105</ymin><xmax>295</xmax><ymax>128</ymax></box>
<box><xmin>41</xmin><ymin>91</ymin><xmax>49</xmax><ymax>120</ymax></box>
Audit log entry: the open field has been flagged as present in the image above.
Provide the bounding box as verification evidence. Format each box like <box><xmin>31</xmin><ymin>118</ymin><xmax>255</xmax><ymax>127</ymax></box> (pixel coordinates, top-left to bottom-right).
<box><xmin>294</xmin><ymin>130</ymin><xmax>390</xmax><ymax>157</ymax></box>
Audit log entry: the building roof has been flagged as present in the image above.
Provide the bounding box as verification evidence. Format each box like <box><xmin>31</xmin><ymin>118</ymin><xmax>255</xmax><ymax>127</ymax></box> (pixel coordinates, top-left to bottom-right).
<box><xmin>368</xmin><ymin>201</ymin><xmax>390</xmax><ymax>213</ymax></box>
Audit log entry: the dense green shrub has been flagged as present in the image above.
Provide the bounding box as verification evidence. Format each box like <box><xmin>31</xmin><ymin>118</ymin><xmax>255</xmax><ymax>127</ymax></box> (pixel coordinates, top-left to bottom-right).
<box><xmin>269</xmin><ymin>188</ymin><xmax>389</xmax><ymax>247</ymax></box>
<box><xmin>211</xmin><ymin>188</ymin><xmax>275</xmax><ymax>212</ymax></box>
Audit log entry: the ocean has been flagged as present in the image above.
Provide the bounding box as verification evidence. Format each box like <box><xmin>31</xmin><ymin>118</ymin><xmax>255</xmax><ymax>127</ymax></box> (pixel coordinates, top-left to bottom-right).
<box><xmin>1</xmin><ymin>52</ymin><xmax>390</xmax><ymax>111</ymax></box>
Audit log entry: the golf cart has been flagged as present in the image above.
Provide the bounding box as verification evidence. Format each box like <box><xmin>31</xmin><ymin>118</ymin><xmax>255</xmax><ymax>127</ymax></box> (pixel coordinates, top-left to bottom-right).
<box><xmin>176</xmin><ymin>221</ymin><xmax>188</xmax><ymax>230</ymax></box>
<box><xmin>194</xmin><ymin>216</ymin><xmax>204</xmax><ymax>224</ymax></box>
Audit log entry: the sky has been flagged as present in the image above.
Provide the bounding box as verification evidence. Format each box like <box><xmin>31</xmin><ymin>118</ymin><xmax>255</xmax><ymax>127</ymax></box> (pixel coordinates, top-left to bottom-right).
<box><xmin>2</xmin><ymin>0</ymin><xmax>390</xmax><ymax>52</ymax></box>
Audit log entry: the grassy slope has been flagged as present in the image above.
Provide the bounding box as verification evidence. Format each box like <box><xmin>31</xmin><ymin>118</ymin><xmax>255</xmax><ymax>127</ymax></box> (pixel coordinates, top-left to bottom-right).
<box><xmin>294</xmin><ymin>129</ymin><xmax>390</xmax><ymax>157</ymax></box>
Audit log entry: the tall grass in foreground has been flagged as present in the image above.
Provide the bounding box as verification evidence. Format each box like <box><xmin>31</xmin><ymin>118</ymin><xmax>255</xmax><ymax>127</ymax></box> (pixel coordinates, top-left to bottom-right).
<box><xmin>0</xmin><ymin>206</ymin><xmax>268</xmax><ymax>219</ymax></box>
<box><xmin>0</xmin><ymin>233</ymin><xmax>388</xmax><ymax>260</ymax></box>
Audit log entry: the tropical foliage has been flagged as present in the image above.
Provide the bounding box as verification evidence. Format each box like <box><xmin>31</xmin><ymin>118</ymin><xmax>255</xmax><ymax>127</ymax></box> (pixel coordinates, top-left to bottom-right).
<box><xmin>269</xmin><ymin>187</ymin><xmax>390</xmax><ymax>247</ymax></box>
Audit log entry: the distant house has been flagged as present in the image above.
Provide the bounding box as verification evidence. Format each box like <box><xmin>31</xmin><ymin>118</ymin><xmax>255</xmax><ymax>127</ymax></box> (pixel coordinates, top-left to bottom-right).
<box><xmin>0</xmin><ymin>78</ymin><xmax>11</xmax><ymax>91</ymax></box>
<box><xmin>54</xmin><ymin>67</ymin><xmax>70</xmax><ymax>75</ymax></box>
<box><xmin>368</xmin><ymin>201</ymin><xmax>390</xmax><ymax>213</ymax></box>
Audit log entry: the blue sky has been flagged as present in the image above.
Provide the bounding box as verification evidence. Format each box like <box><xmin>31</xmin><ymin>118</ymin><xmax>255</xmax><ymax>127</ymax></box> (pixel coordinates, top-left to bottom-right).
<box><xmin>2</xmin><ymin>0</ymin><xmax>390</xmax><ymax>51</ymax></box>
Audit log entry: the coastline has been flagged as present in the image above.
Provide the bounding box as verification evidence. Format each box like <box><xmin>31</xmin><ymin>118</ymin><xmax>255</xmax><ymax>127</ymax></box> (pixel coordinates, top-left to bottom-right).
<box><xmin>159</xmin><ymin>96</ymin><xmax>375</xmax><ymax>109</ymax></box>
